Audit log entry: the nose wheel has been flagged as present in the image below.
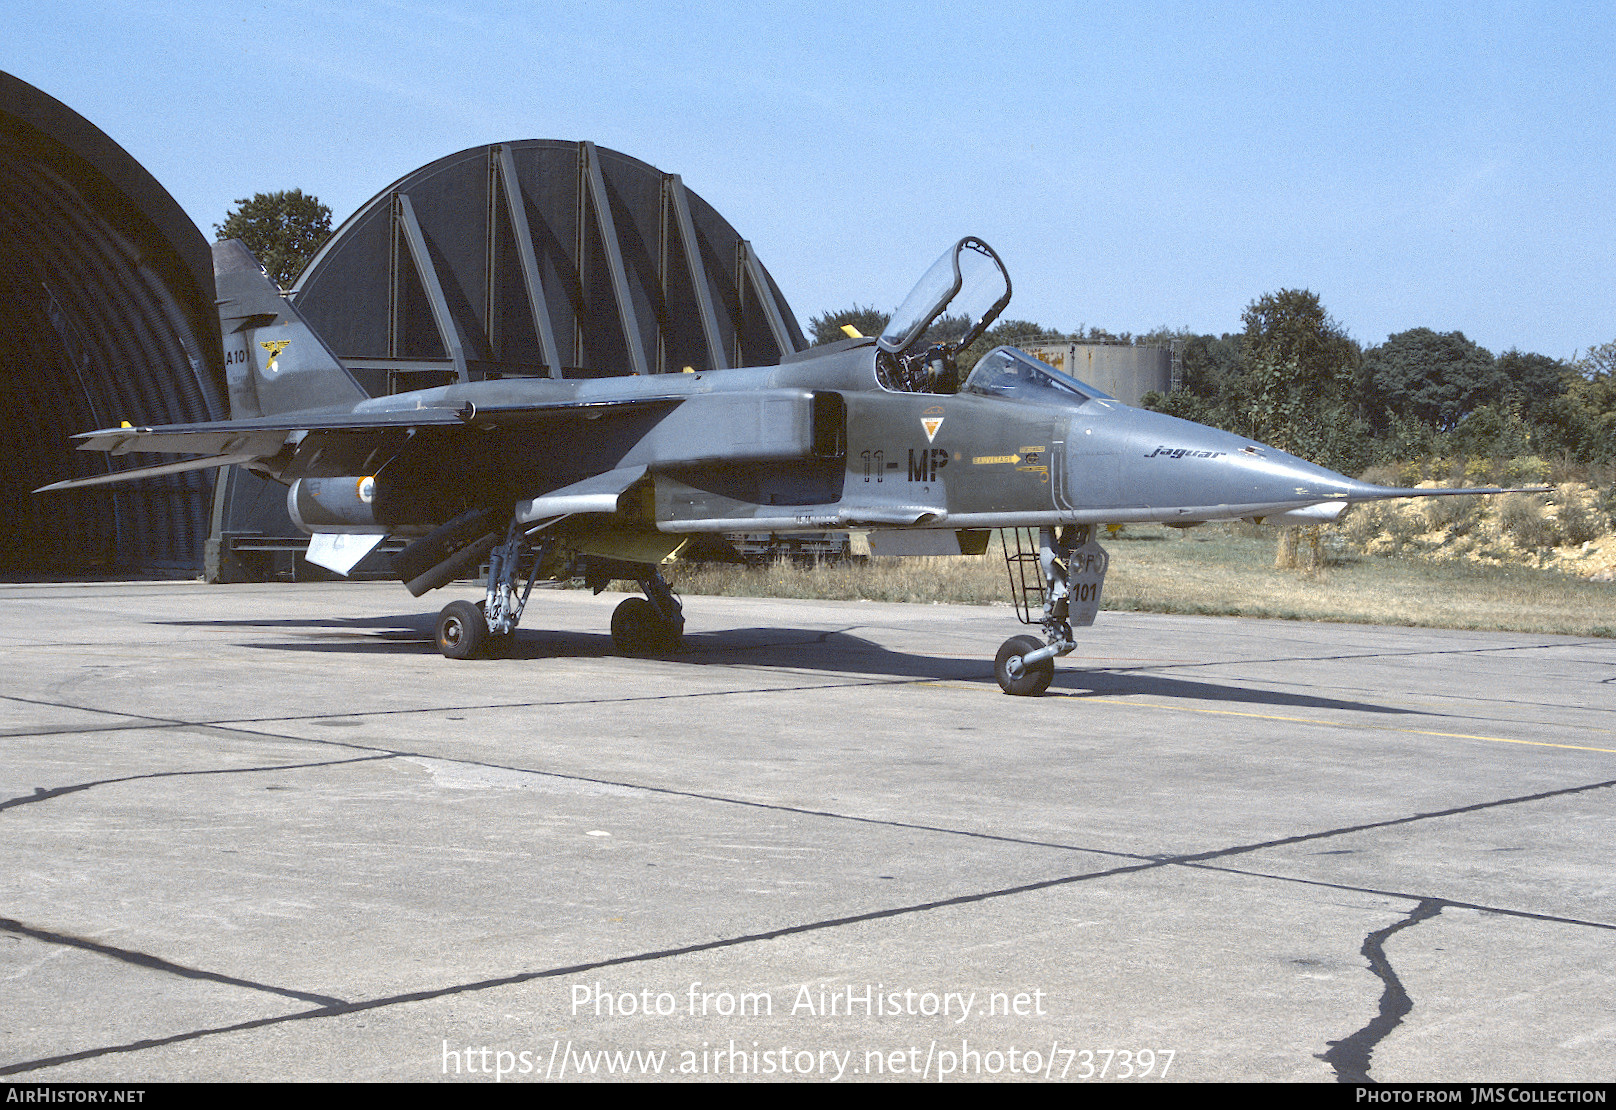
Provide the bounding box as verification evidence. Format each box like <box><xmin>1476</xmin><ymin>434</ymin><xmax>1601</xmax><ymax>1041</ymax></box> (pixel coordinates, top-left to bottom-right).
<box><xmin>995</xmin><ymin>634</ymin><xmax>1054</xmax><ymax>696</ymax></box>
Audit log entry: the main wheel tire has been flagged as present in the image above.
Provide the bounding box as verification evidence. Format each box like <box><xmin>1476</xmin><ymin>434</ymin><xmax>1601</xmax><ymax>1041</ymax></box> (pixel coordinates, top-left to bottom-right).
<box><xmin>475</xmin><ymin>600</ymin><xmax>514</xmax><ymax>656</ymax></box>
<box><xmin>436</xmin><ymin>600</ymin><xmax>488</xmax><ymax>659</ymax></box>
<box><xmin>995</xmin><ymin>634</ymin><xmax>1054</xmax><ymax>696</ymax></box>
<box><xmin>611</xmin><ymin>597</ymin><xmax>682</xmax><ymax>654</ymax></box>
<box><xmin>610</xmin><ymin>597</ymin><xmax>655</xmax><ymax>654</ymax></box>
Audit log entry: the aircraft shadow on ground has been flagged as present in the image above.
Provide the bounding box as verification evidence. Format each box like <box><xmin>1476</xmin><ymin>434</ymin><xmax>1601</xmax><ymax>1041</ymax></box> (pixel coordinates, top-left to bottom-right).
<box><xmin>157</xmin><ymin>615</ymin><xmax>1415</xmax><ymax>716</ymax></box>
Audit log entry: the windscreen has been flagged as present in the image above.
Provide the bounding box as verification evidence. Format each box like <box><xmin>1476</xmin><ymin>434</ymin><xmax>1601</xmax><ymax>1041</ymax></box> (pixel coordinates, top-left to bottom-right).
<box><xmin>962</xmin><ymin>347</ymin><xmax>1114</xmax><ymax>404</ymax></box>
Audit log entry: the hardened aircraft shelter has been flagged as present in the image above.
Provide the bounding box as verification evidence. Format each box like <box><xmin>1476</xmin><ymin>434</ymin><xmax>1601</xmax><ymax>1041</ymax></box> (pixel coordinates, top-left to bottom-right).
<box><xmin>211</xmin><ymin>139</ymin><xmax>806</xmax><ymax>578</ymax></box>
<box><xmin>0</xmin><ymin>69</ymin><xmax>803</xmax><ymax>578</ymax></box>
<box><xmin>0</xmin><ymin>71</ymin><xmax>226</xmax><ymax>575</ymax></box>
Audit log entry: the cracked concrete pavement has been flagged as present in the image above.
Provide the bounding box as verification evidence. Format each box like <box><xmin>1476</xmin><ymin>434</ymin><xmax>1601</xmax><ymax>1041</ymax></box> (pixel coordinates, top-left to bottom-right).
<box><xmin>1</xmin><ymin>580</ymin><xmax>1612</xmax><ymax>1082</ymax></box>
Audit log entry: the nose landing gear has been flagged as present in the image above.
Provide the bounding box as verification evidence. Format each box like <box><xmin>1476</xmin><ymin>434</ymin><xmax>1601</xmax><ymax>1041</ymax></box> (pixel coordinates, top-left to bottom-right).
<box><xmin>995</xmin><ymin>525</ymin><xmax>1109</xmax><ymax>695</ymax></box>
<box><xmin>995</xmin><ymin>633</ymin><xmax>1055</xmax><ymax>696</ymax></box>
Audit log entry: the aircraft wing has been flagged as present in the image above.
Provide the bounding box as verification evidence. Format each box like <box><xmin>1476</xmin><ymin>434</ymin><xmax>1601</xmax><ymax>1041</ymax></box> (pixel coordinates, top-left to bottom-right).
<box><xmin>37</xmin><ymin>395</ymin><xmax>687</xmax><ymax>493</ymax></box>
<box><xmin>34</xmin><ymin>452</ymin><xmax>273</xmax><ymax>492</ymax></box>
<box><xmin>35</xmin><ymin>409</ymin><xmax>468</xmax><ymax>493</ymax></box>
<box><xmin>67</xmin><ymin>408</ymin><xmax>470</xmax><ymax>456</ymax></box>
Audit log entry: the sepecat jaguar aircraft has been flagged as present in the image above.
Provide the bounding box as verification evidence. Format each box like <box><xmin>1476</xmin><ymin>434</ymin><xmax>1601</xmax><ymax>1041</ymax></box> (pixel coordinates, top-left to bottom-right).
<box><xmin>40</xmin><ymin>237</ymin><xmax>1531</xmax><ymax>694</ymax></box>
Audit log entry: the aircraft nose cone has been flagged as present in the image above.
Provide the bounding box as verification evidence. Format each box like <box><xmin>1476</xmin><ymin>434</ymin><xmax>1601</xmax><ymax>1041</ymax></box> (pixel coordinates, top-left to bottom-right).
<box><xmin>1065</xmin><ymin>405</ymin><xmax>1374</xmax><ymax>519</ymax></box>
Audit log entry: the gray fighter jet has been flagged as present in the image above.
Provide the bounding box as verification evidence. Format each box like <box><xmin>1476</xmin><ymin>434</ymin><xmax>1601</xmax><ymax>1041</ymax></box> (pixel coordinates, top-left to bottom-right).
<box><xmin>40</xmin><ymin>237</ymin><xmax>1527</xmax><ymax>694</ymax></box>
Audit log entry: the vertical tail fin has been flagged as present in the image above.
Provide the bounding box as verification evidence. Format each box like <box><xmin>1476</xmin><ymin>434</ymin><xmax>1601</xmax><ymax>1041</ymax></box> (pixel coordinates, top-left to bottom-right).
<box><xmin>212</xmin><ymin>239</ymin><xmax>368</xmax><ymax>418</ymax></box>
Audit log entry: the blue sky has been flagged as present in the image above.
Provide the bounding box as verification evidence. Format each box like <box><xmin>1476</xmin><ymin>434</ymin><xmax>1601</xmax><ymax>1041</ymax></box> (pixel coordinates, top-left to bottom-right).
<box><xmin>6</xmin><ymin>0</ymin><xmax>1613</xmax><ymax>360</ymax></box>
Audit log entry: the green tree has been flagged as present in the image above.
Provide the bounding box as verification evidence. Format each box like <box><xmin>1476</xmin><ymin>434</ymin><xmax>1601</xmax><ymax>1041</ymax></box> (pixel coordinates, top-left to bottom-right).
<box><xmin>1579</xmin><ymin>338</ymin><xmax>1616</xmax><ymax>378</ymax></box>
<box><xmin>1448</xmin><ymin>402</ymin><xmax>1534</xmax><ymax>459</ymax></box>
<box><xmin>1224</xmin><ymin>290</ymin><xmax>1367</xmax><ymax>570</ymax></box>
<box><xmin>1143</xmin><ymin>332</ymin><xmax>1242</xmax><ymax>428</ymax></box>
<box><xmin>1237</xmin><ymin>289</ymin><xmax>1368</xmax><ymax>473</ymax></box>
<box><xmin>1493</xmin><ymin>349</ymin><xmax>1567</xmax><ymax>421</ymax></box>
<box><xmin>215</xmin><ymin>189</ymin><xmax>332</xmax><ymax>289</ymax></box>
<box><xmin>809</xmin><ymin>305</ymin><xmax>890</xmax><ymax>346</ymax></box>
<box><xmin>952</xmin><ymin>317</ymin><xmax>1066</xmax><ymax>374</ymax></box>
<box><xmin>1144</xmin><ymin>300</ymin><xmax>1370</xmax><ymax>476</ymax></box>
<box><xmin>1533</xmin><ymin>340</ymin><xmax>1616</xmax><ymax>464</ymax></box>
<box><xmin>1361</xmin><ymin>328</ymin><xmax>1501</xmax><ymax>433</ymax></box>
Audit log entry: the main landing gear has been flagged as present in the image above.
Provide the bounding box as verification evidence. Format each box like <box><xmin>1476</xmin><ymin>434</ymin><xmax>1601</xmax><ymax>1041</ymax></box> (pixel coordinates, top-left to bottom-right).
<box><xmin>595</xmin><ymin>559</ymin><xmax>684</xmax><ymax>655</ymax></box>
<box><xmin>430</xmin><ymin>518</ymin><xmax>685</xmax><ymax>659</ymax></box>
<box><xmin>433</xmin><ymin>519</ymin><xmax>551</xmax><ymax>659</ymax></box>
<box><xmin>994</xmin><ymin>525</ymin><xmax>1109</xmax><ymax>696</ymax></box>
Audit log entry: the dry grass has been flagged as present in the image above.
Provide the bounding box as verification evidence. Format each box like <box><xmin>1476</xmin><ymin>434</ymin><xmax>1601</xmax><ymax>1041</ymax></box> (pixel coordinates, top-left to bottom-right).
<box><xmin>666</xmin><ymin>524</ymin><xmax>1616</xmax><ymax>638</ymax></box>
<box><xmin>1100</xmin><ymin>525</ymin><xmax>1616</xmax><ymax>637</ymax></box>
<box><xmin>667</xmin><ymin>552</ymin><xmax>1008</xmax><ymax>606</ymax></box>
<box><xmin>1343</xmin><ymin>481</ymin><xmax>1616</xmax><ymax>578</ymax></box>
